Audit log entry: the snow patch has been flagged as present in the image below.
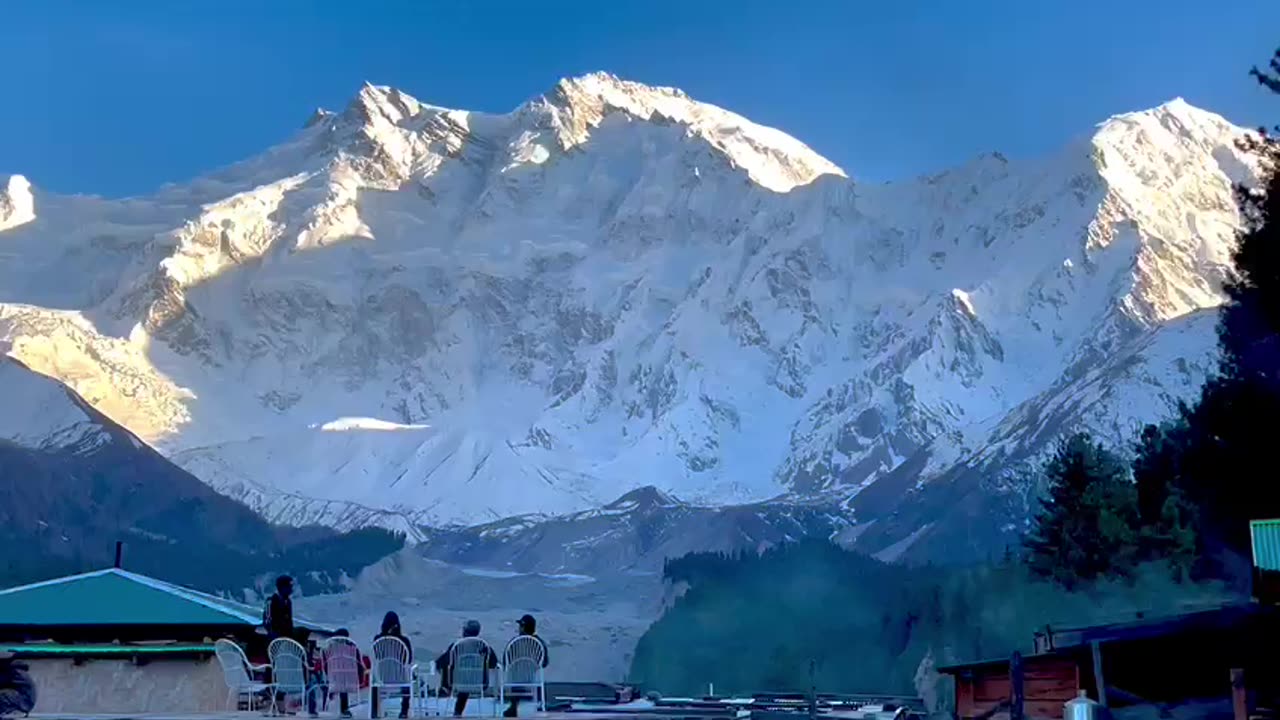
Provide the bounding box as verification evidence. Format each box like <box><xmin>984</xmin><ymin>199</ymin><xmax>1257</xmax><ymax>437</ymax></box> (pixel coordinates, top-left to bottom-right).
<box><xmin>315</xmin><ymin>417</ymin><xmax>432</xmax><ymax>432</ymax></box>
<box><xmin>0</xmin><ymin>175</ymin><xmax>35</xmax><ymax>232</ymax></box>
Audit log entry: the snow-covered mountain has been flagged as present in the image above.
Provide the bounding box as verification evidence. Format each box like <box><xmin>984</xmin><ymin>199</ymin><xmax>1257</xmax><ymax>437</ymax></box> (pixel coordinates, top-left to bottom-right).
<box><xmin>0</xmin><ymin>73</ymin><xmax>1255</xmax><ymax>560</ymax></box>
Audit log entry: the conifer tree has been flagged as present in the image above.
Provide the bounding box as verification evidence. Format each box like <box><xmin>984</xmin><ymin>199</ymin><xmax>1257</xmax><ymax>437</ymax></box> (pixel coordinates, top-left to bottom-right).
<box><xmin>1024</xmin><ymin>433</ymin><xmax>1139</xmax><ymax>587</ymax></box>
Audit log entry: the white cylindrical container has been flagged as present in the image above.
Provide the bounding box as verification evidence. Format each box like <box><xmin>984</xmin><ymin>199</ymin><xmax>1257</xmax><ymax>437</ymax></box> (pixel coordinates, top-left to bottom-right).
<box><xmin>1065</xmin><ymin>690</ymin><xmax>1101</xmax><ymax>720</ymax></box>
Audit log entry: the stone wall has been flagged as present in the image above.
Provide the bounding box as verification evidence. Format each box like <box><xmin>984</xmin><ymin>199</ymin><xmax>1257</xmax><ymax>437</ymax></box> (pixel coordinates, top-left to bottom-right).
<box><xmin>25</xmin><ymin>656</ymin><xmax>230</xmax><ymax>714</ymax></box>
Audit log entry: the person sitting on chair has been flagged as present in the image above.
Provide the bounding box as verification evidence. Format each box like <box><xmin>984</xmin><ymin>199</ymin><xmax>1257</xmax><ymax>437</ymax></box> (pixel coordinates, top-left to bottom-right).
<box><xmin>372</xmin><ymin>612</ymin><xmax>413</xmax><ymax>719</ymax></box>
<box><xmin>434</xmin><ymin>620</ymin><xmax>498</xmax><ymax>717</ymax></box>
<box><xmin>503</xmin><ymin>615</ymin><xmax>549</xmax><ymax>718</ymax></box>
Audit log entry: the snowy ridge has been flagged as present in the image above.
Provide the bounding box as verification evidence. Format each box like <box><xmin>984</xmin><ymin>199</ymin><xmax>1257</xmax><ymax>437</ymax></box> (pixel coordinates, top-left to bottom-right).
<box><xmin>0</xmin><ymin>355</ymin><xmax>109</xmax><ymax>452</ymax></box>
<box><xmin>0</xmin><ymin>77</ymin><xmax>1256</xmax><ymax>557</ymax></box>
<box><xmin>539</xmin><ymin>72</ymin><xmax>844</xmax><ymax>191</ymax></box>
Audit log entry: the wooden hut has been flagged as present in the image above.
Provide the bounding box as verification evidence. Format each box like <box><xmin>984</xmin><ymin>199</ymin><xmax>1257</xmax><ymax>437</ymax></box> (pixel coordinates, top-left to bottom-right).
<box><xmin>939</xmin><ymin>603</ymin><xmax>1280</xmax><ymax>720</ymax></box>
<box><xmin>0</xmin><ymin>567</ymin><xmax>333</xmax><ymax>714</ymax></box>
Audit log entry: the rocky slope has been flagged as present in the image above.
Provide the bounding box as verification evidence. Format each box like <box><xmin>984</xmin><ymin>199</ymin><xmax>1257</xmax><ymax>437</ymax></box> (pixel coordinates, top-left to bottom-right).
<box><xmin>0</xmin><ymin>355</ymin><xmax>402</xmax><ymax>591</ymax></box>
<box><xmin>0</xmin><ymin>74</ymin><xmax>1255</xmax><ymax>561</ymax></box>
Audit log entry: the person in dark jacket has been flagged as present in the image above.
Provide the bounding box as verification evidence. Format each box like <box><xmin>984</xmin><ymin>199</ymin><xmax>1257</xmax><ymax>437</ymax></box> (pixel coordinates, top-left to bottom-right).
<box><xmin>263</xmin><ymin>575</ymin><xmax>295</xmax><ymax>641</ymax></box>
<box><xmin>0</xmin><ymin>651</ymin><xmax>36</xmax><ymax>718</ymax></box>
<box><xmin>372</xmin><ymin>612</ymin><xmax>413</xmax><ymax>719</ymax></box>
<box><xmin>435</xmin><ymin>620</ymin><xmax>498</xmax><ymax>717</ymax></box>
<box><xmin>502</xmin><ymin>615</ymin><xmax>549</xmax><ymax>717</ymax></box>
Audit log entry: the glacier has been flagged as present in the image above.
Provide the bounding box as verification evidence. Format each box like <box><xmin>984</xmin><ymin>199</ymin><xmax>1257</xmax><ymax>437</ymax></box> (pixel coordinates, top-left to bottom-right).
<box><xmin>0</xmin><ymin>74</ymin><xmax>1257</xmax><ymax>559</ymax></box>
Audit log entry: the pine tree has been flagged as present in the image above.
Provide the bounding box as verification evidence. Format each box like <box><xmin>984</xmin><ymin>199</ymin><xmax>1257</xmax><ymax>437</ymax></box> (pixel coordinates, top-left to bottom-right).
<box><xmin>1024</xmin><ymin>433</ymin><xmax>1140</xmax><ymax>588</ymax></box>
<box><xmin>1250</xmin><ymin>47</ymin><xmax>1280</xmax><ymax>94</ymax></box>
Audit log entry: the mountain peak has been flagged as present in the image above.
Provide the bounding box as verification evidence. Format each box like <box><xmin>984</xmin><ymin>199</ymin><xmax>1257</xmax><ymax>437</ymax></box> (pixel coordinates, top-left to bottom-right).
<box><xmin>343</xmin><ymin>82</ymin><xmax>426</xmax><ymax>128</ymax></box>
<box><xmin>551</xmin><ymin>71</ymin><xmax>691</xmax><ymax>107</ymax></box>
<box><xmin>0</xmin><ymin>75</ymin><xmax>1257</xmax><ymax>549</ymax></box>
<box><xmin>1094</xmin><ymin>97</ymin><xmax>1240</xmax><ymax>142</ymax></box>
<box><xmin>536</xmin><ymin>71</ymin><xmax>844</xmax><ymax>191</ymax></box>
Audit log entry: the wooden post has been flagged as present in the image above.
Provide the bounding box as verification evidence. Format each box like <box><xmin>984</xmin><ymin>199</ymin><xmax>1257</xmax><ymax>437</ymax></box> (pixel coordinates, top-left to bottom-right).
<box><xmin>1231</xmin><ymin>668</ymin><xmax>1247</xmax><ymax>720</ymax></box>
<box><xmin>1091</xmin><ymin>641</ymin><xmax>1108</xmax><ymax>707</ymax></box>
<box><xmin>1010</xmin><ymin>651</ymin><xmax>1024</xmax><ymax>720</ymax></box>
<box><xmin>808</xmin><ymin>659</ymin><xmax>818</xmax><ymax>720</ymax></box>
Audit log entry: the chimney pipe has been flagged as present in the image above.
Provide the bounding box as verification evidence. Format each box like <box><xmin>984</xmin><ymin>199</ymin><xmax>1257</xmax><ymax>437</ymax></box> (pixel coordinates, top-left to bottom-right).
<box><xmin>114</xmin><ymin>541</ymin><xmax>123</xmax><ymax>569</ymax></box>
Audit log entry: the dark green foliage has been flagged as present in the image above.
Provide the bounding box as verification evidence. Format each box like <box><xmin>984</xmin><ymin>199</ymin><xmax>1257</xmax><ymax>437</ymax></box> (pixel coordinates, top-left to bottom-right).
<box><xmin>1250</xmin><ymin>47</ymin><xmax>1280</xmax><ymax>95</ymax></box>
<box><xmin>1131</xmin><ymin>422</ymin><xmax>1201</xmax><ymax>579</ymax></box>
<box><xmin>635</xmin><ymin>541</ymin><xmax>969</xmax><ymax>696</ymax></box>
<box><xmin>1022</xmin><ymin>434</ymin><xmax>1139</xmax><ymax>587</ymax></box>
<box><xmin>631</xmin><ymin>542</ymin><xmax>1231</xmax><ymax>697</ymax></box>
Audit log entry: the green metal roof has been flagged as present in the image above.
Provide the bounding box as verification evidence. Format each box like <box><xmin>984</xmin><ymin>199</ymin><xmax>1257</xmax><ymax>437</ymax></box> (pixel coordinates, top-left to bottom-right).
<box><xmin>0</xmin><ymin>643</ymin><xmax>215</xmax><ymax>656</ymax></box>
<box><xmin>1251</xmin><ymin>519</ymin><xmax>1280</xmax><ymax>571</ymax></box>
<box><xmin>0</xmin><ymin>568</ymin><xmax>332</xmax><ymax>632</ymax></box>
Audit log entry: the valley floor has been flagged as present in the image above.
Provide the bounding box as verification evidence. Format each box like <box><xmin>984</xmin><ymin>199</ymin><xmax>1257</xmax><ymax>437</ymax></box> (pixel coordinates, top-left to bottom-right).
<box><xmin>296</xmin><ymin>551</ymin><xmax>666</xmax><ymax>682</ymax></box>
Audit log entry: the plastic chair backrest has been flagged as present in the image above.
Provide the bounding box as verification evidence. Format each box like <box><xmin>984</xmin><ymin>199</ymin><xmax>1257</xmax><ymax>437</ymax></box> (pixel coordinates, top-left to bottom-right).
<box><xmin>268</xmin><ymin>637</ymin><xmax>309</xmax><ymax>693</ymax></box>
<box><xmin>450</xmin><ymin>637</ymin><xmax>490</xmax><ymax>693</ymax></box>
<box><xmin>371</xmin><ymin>635</ymin><xmax>413</xmax><ymax>686</ymax></box>
<box><xmin>502</xmin><ymin>636</ymin><xmax>545</xmax><ymax>685</ymax></box>
<box><xmin>324</xmin><ymin>637</ymin><xmax>363</xmax><ymax>695</ymax></box>
<box><xmin>215</xmin><ymin>638</ymin><xmax>253</xmax><ymax>688</ymax></box>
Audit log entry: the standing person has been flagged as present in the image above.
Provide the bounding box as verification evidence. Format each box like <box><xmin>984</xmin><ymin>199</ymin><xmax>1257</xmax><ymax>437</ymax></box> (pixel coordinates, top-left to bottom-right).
<box><xmin>502</xmin><ymin>615</ymin><xmax>549</xmax><ymax>718</ymax></box>
<box><xmin>305</xmin><ymin>638</ymin><xmax>323</xmax><ymax>718</ymax></box>
<box><xmin>435</xmin><ymin>620</ymin><xmax>498</xmax><ymax>717</ymax></box>
<box><xmin>263</xmin><ymin>575</ymin><xmax>296</xmax><ymax>641</ymax></box>
<box><xmin>262</xmin><ymin>576</ymin><xmax>297</xmax><ymax>712</ymax></box>
<box><xmin>0</xmin><ymin>651</ymin><xmax>36</xmax><ymax>718</ymax></box>
<box><xmin>372</xmin><ymin>612</ymin><xmax>413</xmax><ymax>719</ymax></box>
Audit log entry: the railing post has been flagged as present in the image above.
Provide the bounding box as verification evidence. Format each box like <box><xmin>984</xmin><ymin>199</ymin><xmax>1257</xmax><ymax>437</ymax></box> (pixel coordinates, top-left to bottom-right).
<box><xmin>1231</xmin><ymin>668</ymin><xmax>1247</xmax><ymax>720</ymax></box>
<box><xmin>1010</xmin><ymin>651</ymin><xmax>1024</xmax><ymax>720</ymax></box>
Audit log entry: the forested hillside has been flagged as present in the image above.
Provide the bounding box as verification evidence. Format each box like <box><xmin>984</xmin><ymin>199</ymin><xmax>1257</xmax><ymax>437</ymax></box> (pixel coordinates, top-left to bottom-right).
<box><xmin>629</xmin><ymin>542</ymin><xmax>1231</xmax><ymax>697</ymax></box>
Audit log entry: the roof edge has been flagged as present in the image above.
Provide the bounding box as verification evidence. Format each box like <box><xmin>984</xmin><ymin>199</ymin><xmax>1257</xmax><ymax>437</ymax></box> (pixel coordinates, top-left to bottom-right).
<box><xmin>0</xmin><ymin>568</ymin><xmax>116</xmax><ymax>596</ymax></box>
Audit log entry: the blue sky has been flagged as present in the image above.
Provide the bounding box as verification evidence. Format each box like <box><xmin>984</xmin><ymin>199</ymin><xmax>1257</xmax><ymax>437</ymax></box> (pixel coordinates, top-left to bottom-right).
<box><xmin>2</xmin><ymin>0</ymin><xmax>1276</xmax><ymax>197</ymax></box>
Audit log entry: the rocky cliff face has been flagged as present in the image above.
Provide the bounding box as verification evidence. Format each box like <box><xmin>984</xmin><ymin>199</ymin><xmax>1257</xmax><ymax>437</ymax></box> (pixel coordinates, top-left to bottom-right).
<box><xmin>0</xmin><ymin>74</ymin><xmax>1256</xmax><ymax>561</ymax></box>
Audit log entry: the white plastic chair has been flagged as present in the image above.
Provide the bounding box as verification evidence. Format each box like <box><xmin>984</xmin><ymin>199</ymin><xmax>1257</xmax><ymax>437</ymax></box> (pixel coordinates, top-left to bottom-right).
<box><xmin>214</xmin><ymin>638</ymin><xmax>271</xmax><ymax>711</ymax></box>
<box><xmin>370</xmin><ymin>636</ymin><xmax>417</xmax><ymax>718</ymax></box>
<box><xmin>268</xmin><ymin>637</ymin><xmax>311</xmax><ymax>715</ymax></box>
<box><xmin>501</xmin><ymin>637</ymin><xmax>547</xmax><ymax>712</ymax></box>
<box><xmin>323</xmin><ymin>636</ymin><xmax>365</xmax><ymax>713</ymax></box>
<box><xmin>448</xmin><ymin>637</ymin><xmax>500</xmax><ymax>717</ymax></box>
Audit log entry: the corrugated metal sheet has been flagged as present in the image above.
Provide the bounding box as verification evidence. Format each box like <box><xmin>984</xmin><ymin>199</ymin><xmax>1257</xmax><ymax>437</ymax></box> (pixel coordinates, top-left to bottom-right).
<box><xmin>0</xmin><ymin>569</ymin><xmax>253</xmax><ymax>626</ymax></box>
<box><xmin>1250</xmin><ymin>519</ymin><xmax>1280</xmax><ymax>571</ymax></box>
<box><xmin>0</xmin><ymin>568</ymin><xmax>334</xmax><ymax>631</ymax></box>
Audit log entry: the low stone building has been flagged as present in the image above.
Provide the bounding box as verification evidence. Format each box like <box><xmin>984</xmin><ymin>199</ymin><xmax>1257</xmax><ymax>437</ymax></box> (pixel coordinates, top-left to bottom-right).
<box><xmin>0</xmin><ymin>566</ymin><xmax>332</xmax><ymax>714</ymax></box>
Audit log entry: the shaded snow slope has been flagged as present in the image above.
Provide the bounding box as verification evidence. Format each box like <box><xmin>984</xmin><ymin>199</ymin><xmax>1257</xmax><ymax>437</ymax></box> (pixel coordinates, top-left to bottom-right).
<box><xmin>0</xmin><ymin>355</ymin><xmax>108</xmax><ymax>452</ymax></box>
<box><xmin>0</xmin><ymin>77</ymin><xmax>1255</xmax><ymax>558</ymax></box>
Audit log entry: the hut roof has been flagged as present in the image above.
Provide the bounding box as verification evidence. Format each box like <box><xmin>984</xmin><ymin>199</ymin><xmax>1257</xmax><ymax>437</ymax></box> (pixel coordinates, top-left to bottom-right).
<box><xmin>0</xmin><ymin>568</ymin><xmax>331</xmax><ymax>631</ymax></box>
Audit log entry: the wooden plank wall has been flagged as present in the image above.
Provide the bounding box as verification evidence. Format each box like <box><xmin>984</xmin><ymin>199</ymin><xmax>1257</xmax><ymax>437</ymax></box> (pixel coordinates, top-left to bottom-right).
<box><xmin>956</xmin><ymin>656</ymin><xmax>1081</xmax><ymax>720</ymax></box>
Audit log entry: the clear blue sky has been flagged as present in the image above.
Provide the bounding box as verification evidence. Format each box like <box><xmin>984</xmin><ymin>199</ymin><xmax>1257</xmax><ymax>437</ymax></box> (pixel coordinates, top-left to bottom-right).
<box><xmin>2</xmin><ymin>0</ymin><xmax>1276</xmax><ymax>197</ymax></box>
